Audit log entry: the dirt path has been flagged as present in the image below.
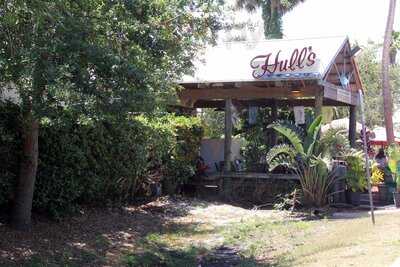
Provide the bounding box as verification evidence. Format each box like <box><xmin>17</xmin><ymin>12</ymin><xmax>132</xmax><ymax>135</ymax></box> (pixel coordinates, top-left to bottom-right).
<box><xmin>1</xmin><ymin>197</ymin><xmax>400</xmax><ymax>266</ymax></box>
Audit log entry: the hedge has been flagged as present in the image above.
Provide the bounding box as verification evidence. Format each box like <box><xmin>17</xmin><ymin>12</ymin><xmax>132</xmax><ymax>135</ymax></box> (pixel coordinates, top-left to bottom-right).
<box><xmin>0</xmin><ymin>103</ymin><xmax>203</xmax><ymax>218</ymax></box>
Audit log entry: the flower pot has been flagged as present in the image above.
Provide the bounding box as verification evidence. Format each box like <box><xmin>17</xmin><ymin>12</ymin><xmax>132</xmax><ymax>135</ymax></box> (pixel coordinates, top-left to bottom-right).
<box><xmin>378</xmin><ymin>184</ymin><xmax>389</xmax><ymax>203</ymax></box>
<box><xmin>346</xmin><ymin>191</ymin><xmax>361</xmax><ymax>206</ymax></box>
<box><xmin>393</xmin><ymin>192</ymin><xmax>400</xmax><ymax>208</ymax></box>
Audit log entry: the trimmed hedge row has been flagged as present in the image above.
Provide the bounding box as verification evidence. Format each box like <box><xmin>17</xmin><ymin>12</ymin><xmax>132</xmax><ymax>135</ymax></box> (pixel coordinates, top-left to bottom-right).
<box><xmin>0</xmin><ymin>103</ymin><xmax>203</xmax><ymax>218</ymax></box>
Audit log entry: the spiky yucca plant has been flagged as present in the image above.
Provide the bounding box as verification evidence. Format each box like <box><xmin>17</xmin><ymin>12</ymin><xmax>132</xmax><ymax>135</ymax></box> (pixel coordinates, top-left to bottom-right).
<box><xmin>266</xmin><ymin>116</ymin><xmax>337</xmax><ymax>207</ymax></box>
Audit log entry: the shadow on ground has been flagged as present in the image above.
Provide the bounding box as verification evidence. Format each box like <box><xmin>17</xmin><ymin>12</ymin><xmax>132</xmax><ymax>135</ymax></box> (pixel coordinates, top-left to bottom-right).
<box><xmin>0</xmin><ymin>196</ymin><xmax>273</xmax><ymax>267</ymax></box>
<box><xmin>0</xmin><ymin>196</ymin><xmax>219</xmax><ymax>266</ymax></box>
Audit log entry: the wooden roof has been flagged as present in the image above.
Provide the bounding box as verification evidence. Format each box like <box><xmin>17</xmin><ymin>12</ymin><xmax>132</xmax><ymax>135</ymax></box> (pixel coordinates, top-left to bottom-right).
<box><xmin>178</xmin><ymin>36</ymin><xmax>362</xmax><ymax>108</ymax></box>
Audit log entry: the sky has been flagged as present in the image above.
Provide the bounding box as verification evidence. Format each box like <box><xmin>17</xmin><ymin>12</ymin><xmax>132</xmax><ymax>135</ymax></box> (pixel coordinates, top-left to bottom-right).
<box><xmin>222</xmin><ymin>0</ymin><xmax>400</xmax><ymax>45</ymax></box>
<box><xmin>282</xmin><ymin>0</ymin><xmax>400</xmax><ymax>44</ymax></box>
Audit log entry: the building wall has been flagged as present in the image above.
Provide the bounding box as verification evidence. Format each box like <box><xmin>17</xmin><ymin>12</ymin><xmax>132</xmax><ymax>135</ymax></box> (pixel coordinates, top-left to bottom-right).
<box><xmin>200</xmin><ymin>138</ymin><xmax>241</xmax><ymax>173</ymax></box>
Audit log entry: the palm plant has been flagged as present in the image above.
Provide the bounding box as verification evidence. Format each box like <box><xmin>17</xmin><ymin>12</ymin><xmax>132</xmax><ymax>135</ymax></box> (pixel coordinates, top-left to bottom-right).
<box><xmin>266</xmin><ymin>116</ymin><xmax>337</xmax><ymax>207</ymax></box>
<box><xmin>235</xmin><ymin>0</ymin><xmax>305</xmax><ymax>39</ymax></box>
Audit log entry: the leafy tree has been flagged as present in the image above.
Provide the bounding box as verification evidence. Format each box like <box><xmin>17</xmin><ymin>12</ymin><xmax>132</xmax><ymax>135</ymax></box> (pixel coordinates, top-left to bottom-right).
<box><xmin>381</xmin><ymin>0</ymin><xmax>397</xmax><ymax>143</ymax></box>
<box><xmin>390</xmin><ymin>31</ymin><xmax>400</xmax><ymax>64</ymax></box>
<box><xmin>199</xmin><ymin>109</ymin><xmax>225</xmax><ymax>138</ymax></box>
<box><xmin>235</xmin><ymin>0</ymin><xmax>305</xmax><ymax>39</ymax></box>
<box><xmin>0</xmin><ymin>0</ymin><xmax>221</xmax><ymax>230</ymax></box>
<box><xmin>357</xmin><ymin>42</ymin><xmax>400</xmax><ymax>128</ymax></box>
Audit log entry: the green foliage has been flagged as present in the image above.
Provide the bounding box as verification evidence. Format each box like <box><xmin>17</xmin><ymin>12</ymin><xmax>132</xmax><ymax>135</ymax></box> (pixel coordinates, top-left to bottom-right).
<box><xmin>266</xmin><ymin>116</ymin><xmax>337</xmax><ymax>207</ymax></box>
<box><xmin>267</xmin><ymin>121</ymin><xmax>305</xmax><ymax>154</ymax></box>
<box><xmin>358</xmin><ymin>42</ymin><xmax>400</xmax><ymax>128</ymax></box>
<box><xmin>0</xmin><ymin>102</ymin><xmax>21</xmax><ymax>206</ymax></box>
<box><xmin>319</xmin><ymin>129</ymin><xmax>367</xmax><ymax>192</ymax></box>
<box><xmin>320</xmin><ymin>127</ymin><xmax>351</xmax><ymax>159</ymax></box>
<box><xmin>0</xmin><ymin>104</ymin><xmax>203</xmax><ymax>217</ymax></box>
<box><xmin>371</xmin><ymin>163</ymin><xmax>385</xmax><ymax>185</ymax></box>
<box><xmin>0</xmin><ymin>0</ymin><xmax>222</xmax><ymax>117</ymax></box>
<box><xmin>387</xmin><ymin>144</ymin><xmax>400</xmax><ymax>172</ymax></box>
<box><xmin>199</xmin><ymin>109</ymin><xmax>225</xmax><ymax>139</ymax></box>
<box><xmin>343</xmin><ymin>150</ymin><xmax>367</xmax><ymax>192</ymax></box>
<box><xmin>160</xmin><ymin>116</ymin><xmax>204</xmax><ymax>194</ymax></box>
<box><xmin>241</xmin><ymin>107</ymin><xmax>292</xmax><ymax>171</ymax></box>
<box><xmin>235</xmin><ymin>0</ymin><xmax>305</xmax><ymax>39</ymax></box>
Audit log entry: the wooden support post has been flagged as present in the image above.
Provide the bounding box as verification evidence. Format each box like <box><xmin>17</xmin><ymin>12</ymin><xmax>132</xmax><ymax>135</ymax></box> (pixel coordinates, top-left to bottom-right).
<box><xmin>314</xmin><ymin>88</ymin><xmax>324</xmax><ymax>118</ymax></box>
<box><xmin>349</xmin><ymin>105</ymin><xmax>357</xmax><ymax>148</ymax></box>
<box><xmin>271</xmin><ymin>100</ymin><xmax>278</xmax><ymax>145</ymax></box>
<box><xmin>224</xmin><ymin>98</ymin><xmax>233</xmax><ymax>172</ymax></box>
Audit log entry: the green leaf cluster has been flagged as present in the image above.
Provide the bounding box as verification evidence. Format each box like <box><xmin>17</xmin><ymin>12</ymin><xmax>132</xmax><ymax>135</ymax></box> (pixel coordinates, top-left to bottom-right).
<box><xmin>0</xmin><ymin>0</ymin><xmax>222</xmax><ymax>117</ymax></box>
<box><xmin>266</xmin><ymin>116</ymin><xmax>338</xmax><ymax>207</ymax></box>
<box><xmin>343</xmin><ymin>150</ymin><xmax>367</xmax><ymax>192</ymax></box>
<box><xmin>0</xmin><ymin>104</ymin><xmax>203</xmax><ymax>218</ymax></box>
<box><xmin>357</xmin><ymin>42</ymin><xmax>400</xmax><ymax>128</ymax></box>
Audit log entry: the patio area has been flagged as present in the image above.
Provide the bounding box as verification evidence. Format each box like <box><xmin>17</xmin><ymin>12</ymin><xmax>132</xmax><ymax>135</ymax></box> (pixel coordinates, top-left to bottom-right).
<box><xmin>177</xmin><ymin>36</ymin><xmax>364</xmax><ymax>199</ymax></box>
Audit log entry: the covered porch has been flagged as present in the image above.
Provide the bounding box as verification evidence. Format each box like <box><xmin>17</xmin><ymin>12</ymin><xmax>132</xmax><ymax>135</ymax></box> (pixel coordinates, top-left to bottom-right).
<box><xmin>178</xmin><ymin>37</ymin><xmax>363</xmax><ymax>190</ymax></box>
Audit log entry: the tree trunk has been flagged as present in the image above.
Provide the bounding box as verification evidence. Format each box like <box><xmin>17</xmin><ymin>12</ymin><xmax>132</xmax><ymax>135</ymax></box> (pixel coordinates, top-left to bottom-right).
<box><xmin>224</xmin><ymin>98</ymin><xmax>233</xmax><ymax>172</ymax></box>
<box><xmin>11</xmin><ymin>113</ymin><xmax>39</xmax><ymax>231</ymax></box>
<box><xmin>382</xmin><ymin>0</ymin><xmax>397</xmax><ymax>144</ymax></box>
<box><xmin>349</xmin><ymin>106</ymin><xmax>357</xmax><ymax>148</ymax></box>
<box><xmin>270</xmin><ymin>101</ymin><xmax>278</xmax><ymax>145</ymax></box>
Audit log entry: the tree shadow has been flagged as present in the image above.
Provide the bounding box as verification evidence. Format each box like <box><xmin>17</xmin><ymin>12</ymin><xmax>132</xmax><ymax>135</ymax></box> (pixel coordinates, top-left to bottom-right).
<box><xmin>0</xmin><ymin>196</ymin><xmax>217</xmax><ymax>266</ymax></box>
<box><xmin>121</xmin><ymin>240</ymin><xmax>271</xmax><ymax>267</ymax></box>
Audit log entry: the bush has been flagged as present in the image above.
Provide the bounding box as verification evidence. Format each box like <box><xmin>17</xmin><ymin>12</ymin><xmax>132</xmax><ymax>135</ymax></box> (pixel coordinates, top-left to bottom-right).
<box><xmin>343</xmin><ymin>150</ymin><xmax>367</xmax><ymax>192</ymax></box>
<box><xmin>0</xmin><ymin>102</ymin><xmax>21</xmax><ymax>207</ymax></box>
<box><xmin>0</xmin><ymin>103</ymin><xmax>203</xmax><ymax>217</ymax></box>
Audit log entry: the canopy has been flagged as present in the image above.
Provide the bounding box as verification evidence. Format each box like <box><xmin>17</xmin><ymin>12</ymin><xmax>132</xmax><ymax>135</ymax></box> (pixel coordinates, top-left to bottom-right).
<box><xmin>321</xmin><ymin>117</ymin><xmax>363</xmax><ymax>133</ymax></box>
<box><xmin>370</xmin><ymin>127</ymin><xmax>400</xmax><ymax>146</ymax></box>
<box><xmin>181</xmin><ymin>36</ymin><xmax>347</xmax><ymax>83</ymax></box>
<box><xmin>178</xmin><ymin>36</ymin><xmax>362</xmax><ymax>109</ymax></box>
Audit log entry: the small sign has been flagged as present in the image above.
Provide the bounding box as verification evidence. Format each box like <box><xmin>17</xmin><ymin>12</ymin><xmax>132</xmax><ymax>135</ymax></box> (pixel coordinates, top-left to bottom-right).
<box><xmin>248</xmin><ymin>106</ymin><xmax>258</xmax><ymax>125</ymax></box>
<box><xmin>250</xmin><ymin>46</ymin><xmax>319</xmax><ymax>79</ymax></box>
<box><xmin>337</xmin><ymin>89</ymin><xmax>351</xmax><ymax>104</ymax></box>
<box><xmin>294</xmin><ymin>106</ymin><xmax>305</xmax><ymax>125</ymax></box>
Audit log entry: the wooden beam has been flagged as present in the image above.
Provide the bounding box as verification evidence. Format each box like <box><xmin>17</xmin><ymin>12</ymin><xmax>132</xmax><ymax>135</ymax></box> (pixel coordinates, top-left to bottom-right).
<box><xmin>314</xmin><ymin>88</ymin><xmax>324</xmax><ymax>117</ymax></box>
<box><xmin>224</xmin><ymin>98</ymin><xmax>233</xmax><ymax>172</ymax></box>
<box><xmin>193</xmin><ymin>98</ymin><xmax>352</xmax><ymax>108</ymax></box>
<box><xmin>322</xmin><ymin>82</ymin><xmax>360</xmax><ymax>106</ymax></box>
<box><xmin>271</xmin><ymin>100</ymin><xmax>278</xmax><ymax>145</ymax></box>
<box><xmin>349</xmin><ymin>105</ymin><xmax>357</xmax><ymax>147</ymax></box>
<box><xmin>178</xmin><ymin>85</ymin><xmax>320</xmax><ymax>105</ymax></box>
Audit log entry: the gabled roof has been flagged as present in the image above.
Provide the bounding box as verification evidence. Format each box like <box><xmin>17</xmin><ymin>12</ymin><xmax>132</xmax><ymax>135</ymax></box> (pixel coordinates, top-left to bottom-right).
<box><xmin>181</xmin><ymin>36</ymin><xmax>348</xmax><ymax>84</ymax></box>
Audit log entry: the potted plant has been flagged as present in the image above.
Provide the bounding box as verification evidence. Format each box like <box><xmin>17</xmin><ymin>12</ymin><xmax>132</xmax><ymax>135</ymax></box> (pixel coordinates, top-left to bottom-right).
<box><xmin>344</xmin><ymin>150</ymin><xmax>367</xmax><ymax>206</ymax></box>
<box><xmin>371</xmin><ymin>162</ymin><xmax>385</xmax><ymax>203</ymax></box>
<box><xmin>394</xmin><ymin>174</ymin><xmax>400</xmax><ymax>208</ymax></box>
<box><xmin>266</xmin><ymin>116</ymin><xmax>338</xmax><ymax>208</ymax></box>
<box><xmin>387</xmin><ymin>145</ymin><xmax>400</xmax><ymax>205</ymax></box>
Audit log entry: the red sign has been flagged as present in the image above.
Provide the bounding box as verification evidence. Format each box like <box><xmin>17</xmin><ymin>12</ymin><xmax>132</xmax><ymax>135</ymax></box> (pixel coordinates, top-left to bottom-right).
<box><xmin>250</xmin><ymin>46</ymin><xmax>317</xmax><ymax>79</ymax></box>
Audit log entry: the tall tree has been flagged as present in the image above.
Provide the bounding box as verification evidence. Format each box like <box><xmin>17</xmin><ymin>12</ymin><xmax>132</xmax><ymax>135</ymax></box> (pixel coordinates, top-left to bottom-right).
<box><xmin>357</xmin><ymin>42</ymin><xmax>400</xmax><ymax>128</ymax></box>
<box><xmin>235</xmin><ymin>0</ymin><xmax>305</xmax><ymax>39</ymax></box>
<box><xmin>0</xmin><ymin>0</ymin><xmax>221</xmax><ymax>230</ymax></box>
<box><xmin>390</xmin><ymin>31</ymin><xmax>400</xmax><ymax>65</ymax></box>
<box><xmin>382</xmin><ymin>0</ymin><xmax>397</xmax><ymax>144</ymax></box>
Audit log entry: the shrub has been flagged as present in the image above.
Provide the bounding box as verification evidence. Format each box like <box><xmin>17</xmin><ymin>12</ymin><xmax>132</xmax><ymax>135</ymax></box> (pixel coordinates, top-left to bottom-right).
<box><xmin>0</xmin><ymin>102</ymin><xmax>21</xmax><ymax>207</ymax></box>
<box><xmin>343</xmin><ymin>150</ymin><xmax>367</xmax><ymax>192</ymax></box>
<box><xmin>320</xmin><ymin>127</ymin><xmax>350</xmax><ymax>159</ymax></box>
<box><xmin>0</xmin><ymin>103</ymin><xmax>203</xmax><ymax>217</ymax></box>
<box><xmin>266</xmin><ymin>116</ymin><xmax>338</xmax><ymax>208</ymax></box>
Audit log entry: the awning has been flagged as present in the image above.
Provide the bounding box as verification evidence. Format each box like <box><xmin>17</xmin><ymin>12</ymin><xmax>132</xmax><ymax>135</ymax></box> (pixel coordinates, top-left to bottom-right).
<box><xmin>370</xmin><ymin>127</ymin><xmax>400</xmax><ymax>146</ymax></box>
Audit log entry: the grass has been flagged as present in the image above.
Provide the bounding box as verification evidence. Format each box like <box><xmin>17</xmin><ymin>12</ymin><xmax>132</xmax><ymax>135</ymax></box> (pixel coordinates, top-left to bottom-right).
<box><xmin>219</xmin><ymin>213</ymin><xmax>400</xmax><ymax>267</ymax></box>
<box><xmin>1</xmin><ymin>197</ymin><xmax>400</xmax><ymax>266</ymax></box>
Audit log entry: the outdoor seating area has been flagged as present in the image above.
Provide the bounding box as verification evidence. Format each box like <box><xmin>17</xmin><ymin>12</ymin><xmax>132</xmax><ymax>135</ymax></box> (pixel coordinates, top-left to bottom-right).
<box><xmin>2</xmin><ymin>0</ymin><xmax>400</xmax><ymax>266</ymax></box>
<box><xmin>178</xmin><ymin>37</ymin><xmax>364</xmax><ymax>201</ymax></box>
